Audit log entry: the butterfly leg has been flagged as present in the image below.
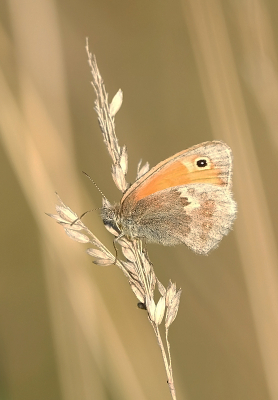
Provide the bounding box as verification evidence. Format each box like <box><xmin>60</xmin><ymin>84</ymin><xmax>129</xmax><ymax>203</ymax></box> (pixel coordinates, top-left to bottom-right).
<box><xmin>113</xmin><ymin>232</ymin><xmax>125</xmax><ymax>264</ymax></box>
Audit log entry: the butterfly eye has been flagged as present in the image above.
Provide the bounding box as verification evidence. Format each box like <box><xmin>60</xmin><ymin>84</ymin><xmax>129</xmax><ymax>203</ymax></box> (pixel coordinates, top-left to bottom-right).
<box><xmin>195</xmin><ymin>157</ymin><xmax>210</xmax><ymax>169</ymax></box>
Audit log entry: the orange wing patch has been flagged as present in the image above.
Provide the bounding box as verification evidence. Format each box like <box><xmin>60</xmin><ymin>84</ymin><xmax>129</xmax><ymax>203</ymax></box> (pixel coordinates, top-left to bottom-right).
<box><xmin>134</xmin><ymin>156</ymin><xmax>224</xmax><ymax>202</ymax></box>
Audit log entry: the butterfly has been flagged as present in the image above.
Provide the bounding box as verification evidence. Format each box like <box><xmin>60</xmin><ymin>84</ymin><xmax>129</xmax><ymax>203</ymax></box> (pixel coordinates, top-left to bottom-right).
<box><xmin>101</xmin><ymin>141</ymin><xmax>237</xmax><ymax>255</ymax></box>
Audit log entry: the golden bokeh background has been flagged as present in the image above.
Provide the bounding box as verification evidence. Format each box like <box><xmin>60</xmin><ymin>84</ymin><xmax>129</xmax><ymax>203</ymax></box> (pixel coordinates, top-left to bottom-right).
<box><xmin>1</xmin><ymin>1</ymin><xmax>278</xmax><ymax>399</ymax></box>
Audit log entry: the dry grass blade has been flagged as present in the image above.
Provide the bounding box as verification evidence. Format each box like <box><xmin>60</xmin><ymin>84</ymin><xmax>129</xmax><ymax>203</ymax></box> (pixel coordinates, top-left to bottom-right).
<box><xmin>183</xmin><ymin>2</ymin><xmax>278</xmax><ymax>398</ymax></box>
<box><xmin>65</xmin><ymin>229</ymin><xmax>90</xmax><ymax>243</ymax></box>
<box><xmin>136</xmin><ymin>159</ymin><xmax>150</xmax><ymax>180</ymax></box>
<box><xmin>154</xmin><ymin>296</ymin><xmax>166</xmax><ymax>326</ymax></box>
<box><xmin>165</xmin><ymin>289</ymin><xmax>182</xmax><ymax>328</ymax></box>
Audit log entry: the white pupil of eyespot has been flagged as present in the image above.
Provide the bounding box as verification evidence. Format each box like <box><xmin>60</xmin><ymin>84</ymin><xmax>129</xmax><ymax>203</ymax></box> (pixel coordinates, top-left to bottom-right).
<box><xmin>196</xmin><ymin>159</ymin><xmax>207</xmax><ymax>168</ymax></box>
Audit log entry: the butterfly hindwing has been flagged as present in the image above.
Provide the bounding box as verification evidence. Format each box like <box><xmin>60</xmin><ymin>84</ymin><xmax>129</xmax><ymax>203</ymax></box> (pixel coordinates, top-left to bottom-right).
<box><xmin>120</xmin><ymin>183</ymin><xmax>236</xmax><ymax>254</ymax></box>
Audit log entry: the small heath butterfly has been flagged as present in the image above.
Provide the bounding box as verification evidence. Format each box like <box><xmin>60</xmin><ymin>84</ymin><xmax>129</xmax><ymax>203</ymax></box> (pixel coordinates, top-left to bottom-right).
<box><xmin>101</xmin><ymin>141</ymin><xmax>237</xmax><ymax>255</ymax></box>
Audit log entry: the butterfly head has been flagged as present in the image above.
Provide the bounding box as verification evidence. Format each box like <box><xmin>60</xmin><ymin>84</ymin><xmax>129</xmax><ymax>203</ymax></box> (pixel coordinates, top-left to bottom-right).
<box><xmin>100</xmin><ymin>200</ymin><xmax>122</xmax><ymax>236</ymax></box>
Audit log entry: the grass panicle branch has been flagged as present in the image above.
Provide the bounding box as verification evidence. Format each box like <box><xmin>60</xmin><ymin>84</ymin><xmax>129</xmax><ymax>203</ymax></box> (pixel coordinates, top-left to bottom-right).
<box><xmin>48</xmin><ymin>41</ymin><xmax>181</xmax><ymax>400</ymax></box>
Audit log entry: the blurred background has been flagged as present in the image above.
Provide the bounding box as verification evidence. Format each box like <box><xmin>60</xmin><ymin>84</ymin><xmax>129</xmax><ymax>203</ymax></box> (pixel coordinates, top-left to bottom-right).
<box><xmin>1</xmin><ymin>0</ymin><xmax>278</xmax><ymax>399</ymax></box>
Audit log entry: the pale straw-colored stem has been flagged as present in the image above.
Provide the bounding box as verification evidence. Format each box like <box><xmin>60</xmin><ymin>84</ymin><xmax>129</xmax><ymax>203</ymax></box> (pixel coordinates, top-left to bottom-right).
<box><xmin>153</xmin><ymin>323</ymin><xmax>176</xmax><ymax>400</ymax></box>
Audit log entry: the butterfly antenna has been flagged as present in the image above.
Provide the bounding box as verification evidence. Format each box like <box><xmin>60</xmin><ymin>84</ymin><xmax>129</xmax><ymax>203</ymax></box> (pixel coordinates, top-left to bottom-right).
<box><xmin>82</xmin><ymin>171</ymin><xmax>108</xmax><ymax>201</ymax></box>
<box><xmin>82</xmin><ymin>171</ymin><xmax>120</xmax><ymax>264</ymax></box>
<box><xmin>70</xmin><ymin>172</ymin><xmax>106</xmax><ymax>227</ymax></box>
<box><xmin>70</xmin><ymin>207</ymin><xmax>101</xmax><ymax>226</ymax></box>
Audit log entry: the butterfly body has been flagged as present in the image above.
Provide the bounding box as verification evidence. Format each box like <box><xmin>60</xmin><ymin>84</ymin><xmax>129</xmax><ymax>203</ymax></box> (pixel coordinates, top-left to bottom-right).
<box><xmin>101</xmin><ymin>141</ymin><xmax>237</xmax><ymax>255</ymax></box>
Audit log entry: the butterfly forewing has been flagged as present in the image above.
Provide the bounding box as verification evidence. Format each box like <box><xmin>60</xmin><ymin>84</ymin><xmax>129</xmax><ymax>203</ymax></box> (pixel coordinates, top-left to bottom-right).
<box><xmin>121</xmin><ymin>141</ymin><xmax>232</xmax><ymax>207</ymax></box>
